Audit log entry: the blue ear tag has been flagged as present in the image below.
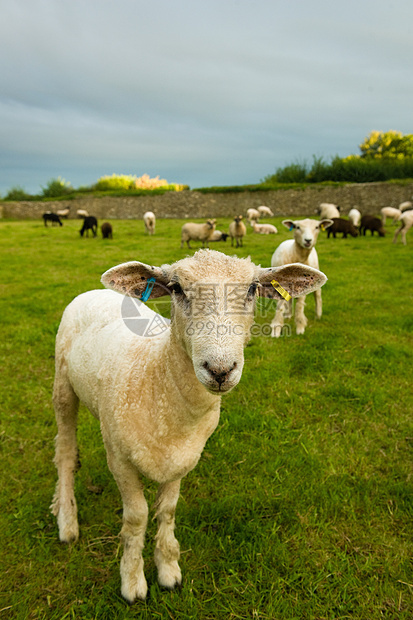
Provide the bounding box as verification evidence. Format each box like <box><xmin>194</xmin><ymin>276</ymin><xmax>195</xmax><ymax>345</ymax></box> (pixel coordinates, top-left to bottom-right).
<box><xmin>141</xmin><ymin>277</ymin><xmax>156</xmax><ymax>302</ymax></box>
<box><xmin>289</xmin><ymin>225</ymin><xmax>294</xmax><ymax>231</ymax></box>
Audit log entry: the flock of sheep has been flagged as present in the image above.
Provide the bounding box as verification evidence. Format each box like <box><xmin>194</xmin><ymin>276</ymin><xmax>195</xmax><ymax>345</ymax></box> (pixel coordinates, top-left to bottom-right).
<box><xmin>48</xmin><ymin>196</ymin><xmax>411</xmax><ymax>603</ymax></box>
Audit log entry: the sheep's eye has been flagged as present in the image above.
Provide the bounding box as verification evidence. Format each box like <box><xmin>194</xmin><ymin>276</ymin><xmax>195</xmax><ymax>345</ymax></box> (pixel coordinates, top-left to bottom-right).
<box><xmin>247</xmin><ymin>282</ymin><xmax>258</xmax><ymax>298</ymax></box>
<box><xmin>171</xmin><ymin>282</ymin><xmax>184</xmax><ymax>296</ymax></box>
<box><xmin>296</xmin><ymin>225</ymin><xmax>300</xmax><ymax>230</ymax></box>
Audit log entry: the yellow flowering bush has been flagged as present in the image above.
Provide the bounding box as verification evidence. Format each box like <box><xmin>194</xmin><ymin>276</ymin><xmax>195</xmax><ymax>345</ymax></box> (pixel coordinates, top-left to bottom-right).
<box><xmin>94</xmin><ymin>174</ymin><xmax>186</xmax><ymax>192</ymax></box>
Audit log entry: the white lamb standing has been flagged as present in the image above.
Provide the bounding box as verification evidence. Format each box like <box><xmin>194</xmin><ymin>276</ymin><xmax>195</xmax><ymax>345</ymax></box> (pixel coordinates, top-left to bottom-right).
<box><xmin>56</xmin><ymin>207</ymin><xmax>70</xmax><ymax>219</ymax></box>
<box><xmin>76</xmin><ymin>209</ymin><xmax>89</xmax><ymax>219</ymax></box>
<box><xmin>246</xmin><ymin>208</ymin><xmax>260</xmax><ymax>222</ymax></box>
<box><xmin>50</xmin><ymin>249</ymin><xmax>327</xmax><ymax>603</ymax></box>
<box><xmin>180</xmin><ymin>219</ymin><xmax>216</xmax><ymax>249</ymax></box>
<box><xmin>381</xmin><ymin>207</ymin><xmax>401</xmax><ymax>226</ymax></box>
<box><xmin>229</xmin><ymin>215</ymin><xmax>247</xmax><ymax>247</ymax></box>
<box><xmin>257</xmin><ymin>205</ymin><xmax>274</xmax><ymax>217</ymax></box>
<box><xmin>348</xmin><ymin>208</ymin><xmax>361</xmax><ymax>228</ymax></box>
<box><xmin>270</xmin><ymin>218</ymin><xmax>333</xmax><ymax>337</ymax></box>
<box><xmin>143</xmin><ymin>211</ymin><xmax>156</xmax><ymax>235</ymax></box>
<box><xmin>251</xmin><ymin>221</ymin><xmax>278</xmax><ymax>235</ymax></box>
<box><xmin>316</xmin><ymin>203</ymin><xmax>340</xmax><ymax>219</ymax></box>
<box><xmin>393</xmin><ymin>210</ymin><xmax>413</xmax><ymax>245</ymax></box>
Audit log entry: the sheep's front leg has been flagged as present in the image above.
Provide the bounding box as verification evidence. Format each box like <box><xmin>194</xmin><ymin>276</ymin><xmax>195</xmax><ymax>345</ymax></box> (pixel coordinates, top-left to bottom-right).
<box><xmin>295</xmin><ymin>295</ymin><xmax>308</xmax><ymax>335</ymax></box>
<box><xmin>271</xmin><ymin>299</ymin><xmax>287</xmax><ymax>338</ymax></box>
<box><xmin>154</xmin><ymin>480</ymin><xmax>182</xmax><ymax>590</ymax></box>
<box><xmin>51</xmin><ymin>377</ymin><xmax>80</xmax><ymax>543</ymax></box>
<box><xmin>314</xmin><ymin>289</ymin><xmax>322</xmax><ymax>319</ymax></box>
<box><xmin>106</xmin><ymin>448</ymin><xmax>149</xmax><ymax>602</ymax></box>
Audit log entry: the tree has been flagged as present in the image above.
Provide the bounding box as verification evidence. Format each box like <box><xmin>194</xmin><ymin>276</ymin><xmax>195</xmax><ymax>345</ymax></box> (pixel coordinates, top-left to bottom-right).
<box><xmin>359</xmin><ymin>130</ymin><xmax>413</xmax><ymax>159</ymax></box>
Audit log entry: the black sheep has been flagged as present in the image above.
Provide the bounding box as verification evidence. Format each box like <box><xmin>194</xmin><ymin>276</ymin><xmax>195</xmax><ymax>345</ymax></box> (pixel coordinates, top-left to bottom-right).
<box><xmin>43</xmin><ymin>212</ymin><xmax>63</xmax><ymax>227</ymax></box>
<box><xmin>101</xmin><ymin>222</ymin><xmax>113</xmax><ymax>239</ymax></box>
<box><xmin>327</xmin><ymin>218</ymin><xmax>358</xmax><ymax>238</ymax></box>
<box><xmin>360</xmin><ymin>215</ymin><xmax>385</xmax><ymax>237</ymax></box>
<box><xmin>80</xmin><ymin>216</ymin><xmax>98</xmax><ymax>237</ymax></box>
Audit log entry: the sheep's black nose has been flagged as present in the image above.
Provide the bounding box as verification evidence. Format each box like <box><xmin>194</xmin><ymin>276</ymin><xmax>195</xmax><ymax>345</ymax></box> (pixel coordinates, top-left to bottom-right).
<box><xmin>203</xmin><ymin>361</ymin><xmax>237</xmax><ymax>386</ymax></box>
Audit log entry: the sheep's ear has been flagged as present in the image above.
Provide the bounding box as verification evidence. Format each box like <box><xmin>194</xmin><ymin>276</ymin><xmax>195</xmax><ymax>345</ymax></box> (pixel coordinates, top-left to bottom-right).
<box><xmin>282</xmin><ymin>220</ymin><xmax>295</xmax><ymax>231</ymax></box>
<box><xmin>320</xmin><ymin>219</ymin><xmax>334</xmax><ymax>229</ymax></box>
<box><xmin>101</xmin><ymin>261</ymin><xmax>171</xmax><ymax>299</ymax></box>
<box><xmin>257</xmin><ymin>263</ymin><xmax>327</xmax><ymax>300</ymax></box>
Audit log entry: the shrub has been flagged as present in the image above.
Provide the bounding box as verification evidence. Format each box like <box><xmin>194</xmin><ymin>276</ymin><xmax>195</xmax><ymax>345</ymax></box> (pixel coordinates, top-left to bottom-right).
<box><xmin>4</xmin><ymin>186</ymin><xmax>32</xmax><ymax>201</ymax></box>
<box><xmin>94</xmin><ymin>174</ymin><xmax>186</xmax><ymax>192</ymax></box>
<box><xmin>41</xmin><ymin>177</ymin><xmax>73</xmax><ymax>198</ymax></box>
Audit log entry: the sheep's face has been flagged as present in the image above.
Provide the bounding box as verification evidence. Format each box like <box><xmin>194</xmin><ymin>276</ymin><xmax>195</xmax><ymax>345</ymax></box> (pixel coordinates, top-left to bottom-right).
<box><xmin>283</xmin><ymin>218</ymin><xmax>333</xmax><ymax>249</ymax></box>
<box><xmin>101</xmin><ymin>250</ymin><xmax>328</xmax><ymax>395</ymax></box>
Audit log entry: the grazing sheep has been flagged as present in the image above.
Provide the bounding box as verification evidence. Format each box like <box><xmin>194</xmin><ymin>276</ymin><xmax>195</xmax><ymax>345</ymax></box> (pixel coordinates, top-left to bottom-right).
<box><xmin>76</xmin><ymin>209</ymin><xmax>89</xmax><ymax>219</ymax></box>
<box><xmin>51</xmin><ymin>249</ymin><xmax>327</xmax><ymax>602</ymax></box>
<box><xmin>360</xmin><ymin>215</ymin><xmax>385</xmax><ymax>237</ymax></box>
<box><xmin>101</xmin><ymin>222</ymin><xmax>113</xmax><ymax>239</ymax></box>
<box><xmin>251</xmin><ymin>221</ymin><xmax>278</xmax><ymax>235</ymax></box>
<box><xmin>80</xmin><ymin>216</ymin><xmax>98</xmax><ymax>238</ymax></box>
<box><xmin>143</xmin><ymin>211</ymin><xmax>156</xmax><ymax>235</ymax></box>
<box><xmin>326</xmin><ymin>218</ymin><xmax>358</xmax><ymax>238</ymax></box>
<box><xmin>246</xmin><ymin>208</ymin><xmax>260</xmax><ymax>223</ymax></box>
<box><xmin>316</xmin><ymin>203</ymin><xmax>341</xmax><ymax>219</ymax></box>
<box><xmin>180</xmin><ymin>219</ymin><xmax>216</xmax><ymax>249</ymax></box>
<box><xmin>43</xmin><ymin>212</ymin><xmax>63</xmax><ymax>227</ymax></box>
<box><xmin>270</xmin><ymin>218</ymin><xmax>333</xmax><ymax>337</ymax></box>
<box><xmin>229</xmin><ymin>215</ymin><xmax>247</xmax><ymax>247</ymax></box>
<box><xmin>257</xmin><ymin>205</ymin><xmax>274</xmax><ymax>217</ymax></box>
<box><xmin>393</xmin><ymin>210</ymin><xmax>413</xmax><ymax>245</ymax></box>
<box><xmin>209</xmin><ymin>230</ymin><xmax>229</xmax><ymax>242</ymax></box>
<box><xmin>399</xmin><ymin>201</ymin><xmax>413</xmax><ymax>213</ymax></box>
<box><xmin>56</xmin><ymin>207</ymin><xmax>70</xmax><ymax>219</ymax></box>
<box><xmin>381</xmin><ymin>207</ymin><xmax>401</xmax><ymax>226</ymax></box>
<box><xmin>348</xmin><ymin>208</ymin><xmax>361</xmax><ymax>228</ymax></box>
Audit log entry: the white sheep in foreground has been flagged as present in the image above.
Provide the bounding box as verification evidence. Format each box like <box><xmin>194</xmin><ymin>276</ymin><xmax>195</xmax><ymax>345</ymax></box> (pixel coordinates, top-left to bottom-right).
<box><xmin>50</xmin><ymin>249</ymin><xmax>327</xmax><ymax>602</ymax></box>
<box><xmin>76</xmin><ymin>209</ymin><xmax>89</xmax><ymax>219</ymax></box>
<box><xmin>316</xmin><ymin>202</ymin><xmax>340</xmax><ymax>219</ymax></box>
<box><xmin>381</xmin><ymin>207</ymin><xmax>401</xmax><ymax>226</ymax></box>
<box><xmin>229</xmin><ymin>215</ymin><xmax>247</xmax><ymax>247</ymax></box>
<box><xmin>348</xmin><ymin>208</ymin><xmax>361</xmax><ymax>228</ymax></box>
<box><xmin>393</xmin><ymin>210</ymin><xmax>413</xmax><ymax>245</ymax></box>
<box><xmin>180</xmin><ymin>219</ymin><xmax>216</xmax><ymax>249</ymax></box>
<box><xmin>257</xmin><ymin>205</ymin><xmax>274</xmax><ymax>217</ymax></box>
<box><xmin>251</xmin><ymin>221</ymin><xmax>278</xmax><ymax>235</ymax></box>
<box><xmin>143</xmin><ymin>211</ymin><xmax>156</xmax><ymax>235</ymax></box>
<box><xmin>399</xmin><ymin>201</ymin><xmax>413</xmax><ymax>212</ymax></box>
<box><xmin>270</xmin><ymin>218</ymin><xmax>333</xmax><ymax>337</ymax></box>
<box><xmin>246</xmin><ymin>208</ymin><xmax>260</xmax><ymax>222</ymax></box>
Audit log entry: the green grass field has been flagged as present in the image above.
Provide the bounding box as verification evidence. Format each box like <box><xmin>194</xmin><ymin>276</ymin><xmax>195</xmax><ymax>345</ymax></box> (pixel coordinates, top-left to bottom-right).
<box><xmin>1</xmin><ymin>217</ymin><xmax>412</xmax><ymax>619</ymax></box>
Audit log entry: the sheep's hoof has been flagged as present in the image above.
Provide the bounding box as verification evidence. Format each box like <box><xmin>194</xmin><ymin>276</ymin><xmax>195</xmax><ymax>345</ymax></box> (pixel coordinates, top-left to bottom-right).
<box><xmin>157</xmin><ymin>561</ymin><xmax>182</xmax><ymax>591</ymax></box>
<box><xmin>121</xmin><ymin>575</ymin><xmax>148</xmax><ymax>603</ymax></box>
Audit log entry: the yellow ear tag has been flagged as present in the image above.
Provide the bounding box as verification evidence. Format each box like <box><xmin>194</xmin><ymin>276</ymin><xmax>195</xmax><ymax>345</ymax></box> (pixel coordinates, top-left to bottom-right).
<box><xmin>271</xmin><ymin>280</ymin><xmax>292</xmax><ymax>301</ymax></box>
<box><xmin>321</xmin><ymin>224</ymin><xmax>325</xmax><ymax>232</ymax></box>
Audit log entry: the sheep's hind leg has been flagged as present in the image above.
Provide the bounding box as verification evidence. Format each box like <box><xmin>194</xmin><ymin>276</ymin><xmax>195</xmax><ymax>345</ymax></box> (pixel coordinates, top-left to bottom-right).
<box><xmin>271</xmin><ymin>299</ymin><xmax>287</xmax><ymax>338</ymax></box>
<box><xmin>314</xmin><ymin>289</ymin><xmax>322</xmax><ymax>319</ymax></box>
<box><xmin>154</xmin><ymin>479</ymin><xmax>182</xmax><ymax>590</ymax></box>
<box><xmin>51</xmin><ymin>376</ymin><xmax>80</xmax><ymax>543</ymax></box>
<box><xmin>106</xmin><ymin>448</ymin><xmax>149</xmax><ymax>602</ymax></box>
<box><xmin>295</xmin><ymin>295</ymin><xmax>308</xmax><ymax>335</ymax></box>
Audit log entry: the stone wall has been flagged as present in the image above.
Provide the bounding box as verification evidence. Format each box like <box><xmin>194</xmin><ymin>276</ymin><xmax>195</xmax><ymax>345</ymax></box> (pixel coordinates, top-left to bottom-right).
<box><xmin>2</xmin><ymin>182</ymin><xmax>413</xmax><ymax>220</ymax></box>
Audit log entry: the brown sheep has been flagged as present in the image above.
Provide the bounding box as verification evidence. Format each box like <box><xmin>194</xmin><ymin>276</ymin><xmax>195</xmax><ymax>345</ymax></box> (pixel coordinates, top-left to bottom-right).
<box><xmin>327</xmin><ymin>218</ymin><xmax>358</xmax><ymax>238</ymax></box>
<box><xmin>360</xmin><ymin>215</ymin><xmax>385</xmax><ymax>237</ymax></box>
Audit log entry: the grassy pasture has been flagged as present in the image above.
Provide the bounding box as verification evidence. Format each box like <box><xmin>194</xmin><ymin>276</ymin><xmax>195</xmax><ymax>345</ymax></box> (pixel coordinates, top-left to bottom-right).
<box><xmin>0</xmin><ymin>216</ymin><xmax>412</xmax><ymax>619</ymax></box>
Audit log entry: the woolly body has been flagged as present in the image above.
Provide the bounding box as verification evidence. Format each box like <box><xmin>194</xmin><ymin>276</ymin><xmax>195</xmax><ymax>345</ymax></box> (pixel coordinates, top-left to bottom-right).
<box><xmin>180</xmin><ymin>220</ymin><xmax>216</xmax><ymax>248</ymax></box>
<box><xmin>143</xmin><ymin>211</ymin><xmax>156</xmax><ymax>235</ymax></box>
<box><xmin>393</xmin><ymin>210</ymin><xmax>413</xmax><ymax>245</ymax></box>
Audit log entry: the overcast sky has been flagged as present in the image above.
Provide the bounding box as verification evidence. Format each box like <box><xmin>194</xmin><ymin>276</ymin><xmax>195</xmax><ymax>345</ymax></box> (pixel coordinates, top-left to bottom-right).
<box><xmin>0</xmin><ymin>0</ymin><xmax>412</xmax><ymax>194</ymax></box>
